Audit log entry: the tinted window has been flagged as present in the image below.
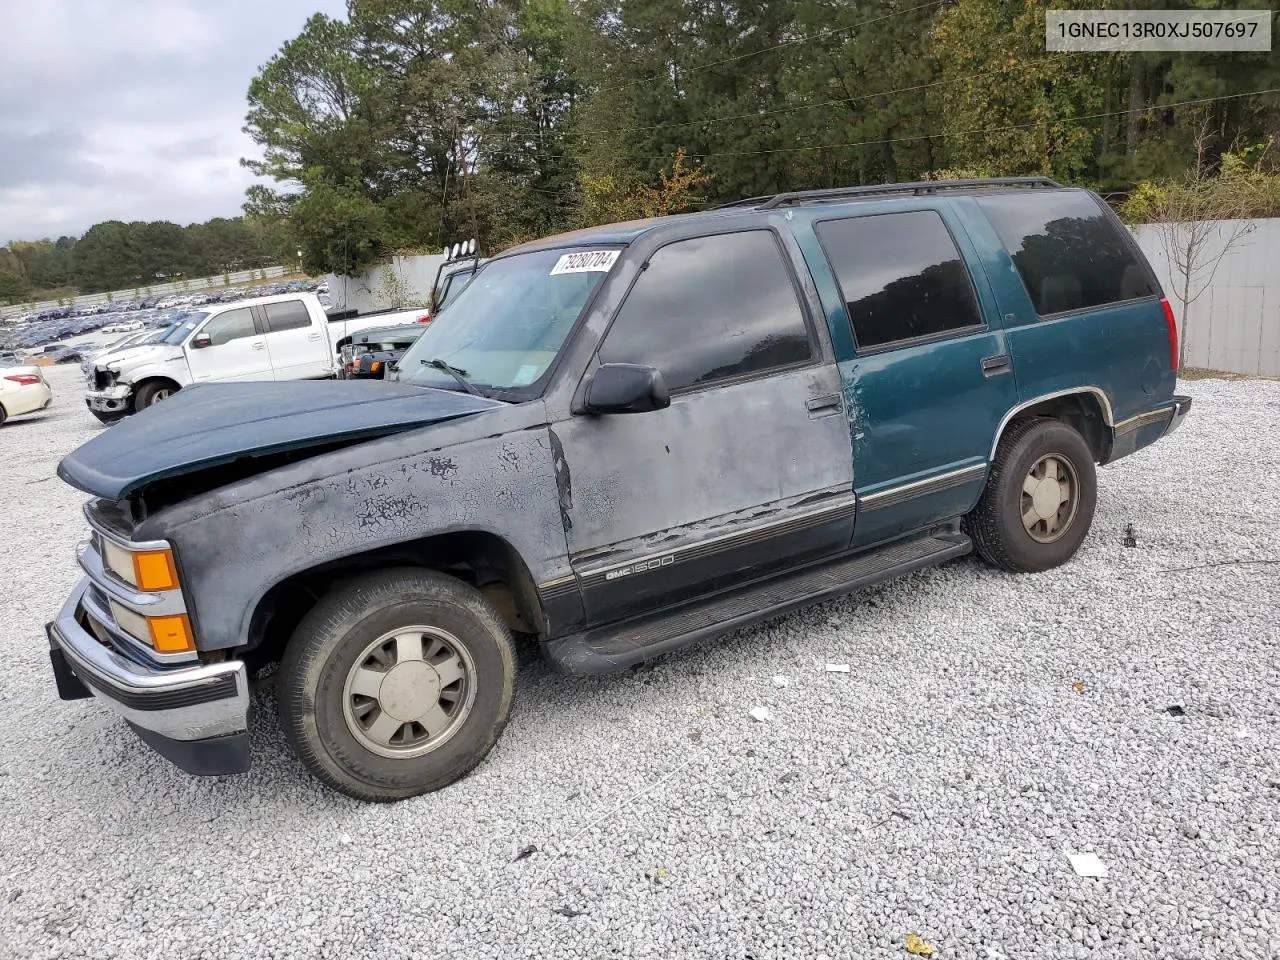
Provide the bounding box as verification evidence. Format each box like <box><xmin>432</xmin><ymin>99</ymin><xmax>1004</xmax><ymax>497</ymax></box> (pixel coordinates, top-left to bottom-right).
<box><xmin>263</xmin><ymin>299</ymin><xmax>311</xmax><ymax>332</ymax></box>
<box><xmin>977</xmin><ymin>190</ymin><xmax>1158</xmax><ymax>315</ymax></box>
<box><xmin>599</xmin><ymin>231</ymin><xmax>811</xmax><ymax>391</ymax></box>
<box><xmin>202</xmin><ymin>308</ymin><xmax>256</xmax><ymax>346</ymax></box>
<box><xmin>816</xmin><ymin>211</ymin><xmax>983</xmax><ymax>349</ymax></box>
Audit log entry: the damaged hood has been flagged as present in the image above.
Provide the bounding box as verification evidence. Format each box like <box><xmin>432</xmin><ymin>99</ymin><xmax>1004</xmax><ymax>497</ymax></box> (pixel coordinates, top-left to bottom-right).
<box><xmin>58</xmin><ymin>379</ymin><xmax>501</xmax><ymax>500</ymax></box>
<box><xmin>96</xmin><ymin>343</ymin><xmax>181</xmax><ymax>371</ymax></box>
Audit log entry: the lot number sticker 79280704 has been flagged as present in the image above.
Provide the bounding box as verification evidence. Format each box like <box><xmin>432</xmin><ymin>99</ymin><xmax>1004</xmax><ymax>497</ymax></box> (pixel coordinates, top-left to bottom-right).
<box><xmin>549</xmin><ymin>250</ymin><xmax>620</xmax><ymax>275</ymax></box>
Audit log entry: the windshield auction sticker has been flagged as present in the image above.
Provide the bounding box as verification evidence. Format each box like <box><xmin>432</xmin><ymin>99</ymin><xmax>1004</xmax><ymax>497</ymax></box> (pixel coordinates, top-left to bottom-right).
<box><xmin>1047</xmin><ymin>10</ymin><xmax>1270</xmax><ymax>52</ymax></box>
<box><xmin>550</xmin><ymin>250</ymin><xmax>620</xmax><ymax>275</ymax></box>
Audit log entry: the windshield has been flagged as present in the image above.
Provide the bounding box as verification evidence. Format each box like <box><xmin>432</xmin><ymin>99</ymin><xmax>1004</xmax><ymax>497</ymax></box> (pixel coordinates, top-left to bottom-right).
<box><xmin>400</xmin><ymin>247</ymin><xmax>616</xmax><ymax>394</ymax></box>
<box><xmin>154</xmin><ymin>311</ymin><xmax>210</xmax><ymax>345</ymax></box>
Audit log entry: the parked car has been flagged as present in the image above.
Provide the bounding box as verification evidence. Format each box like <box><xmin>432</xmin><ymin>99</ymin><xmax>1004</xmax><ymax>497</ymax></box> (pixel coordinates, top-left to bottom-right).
<box><xmin>338</xmin><ymin>324</ymin><xmax>426</xmax><ymax>379</ymax></box>
<box><xmin>82</xmin><ymin>294</ymin><xmax>432</xmax><ymax>422</ymax></box>
<box><xmin>0</xmin><ymin>366</ymin><xmax>53</xmax><ymax>425</ymax></box>
<box><xmin>48</xmin><ymin>178</ymin><xmax>1189</xmax><ymax>801</ymax></box>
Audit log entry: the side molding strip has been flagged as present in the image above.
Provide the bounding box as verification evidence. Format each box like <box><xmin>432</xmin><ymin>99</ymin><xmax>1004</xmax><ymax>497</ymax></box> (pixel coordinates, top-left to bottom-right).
<box><xmin>857</xmin><ymin>463</ymin><xmax>988</xmax><ymax>512</ymax></box>
<box><xmin>1113</xmin><ymin>404</ymin><xmax>1174</xmax><ymax>437</ymax></box>
<box><xmin>571</xmin><ymin>493</ymin><xmax>859</xmax><ymax>587</ymax></box>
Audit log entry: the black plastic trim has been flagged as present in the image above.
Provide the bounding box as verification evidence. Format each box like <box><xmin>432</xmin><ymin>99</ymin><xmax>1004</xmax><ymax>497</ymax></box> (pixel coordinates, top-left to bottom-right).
<box><xmin>127</xmin><ymin>724</ymin><xmax>251</xmax><ymax>777</ymax></box>
<box><xmin>48</xmin><ymin>644</ymin><xmax>93</xmax><ymax>700</ymax></box>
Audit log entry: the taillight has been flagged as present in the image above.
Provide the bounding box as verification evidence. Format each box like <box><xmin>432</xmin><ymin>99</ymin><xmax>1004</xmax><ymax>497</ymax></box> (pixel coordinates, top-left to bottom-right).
<box><xmin>1160</xmin><ymin>298</ymin><xmax>1178</xmax><ymax>372</ymax></box>
<box><xmin>416</xmin><ymin>314</ymin><xmax>431</xmax><ymax>323</ymax></box>
<box><xmin>4</xmin><ymin>374</ymin><xmax>40</xmax><ymax>386</ymax></box>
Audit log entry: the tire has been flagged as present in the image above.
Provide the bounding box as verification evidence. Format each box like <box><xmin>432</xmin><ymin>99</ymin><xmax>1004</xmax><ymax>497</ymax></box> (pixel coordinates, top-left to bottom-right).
<box><xmin>966</xmin><ymin>417</ymin><xmax>1097</xmax><ymax>574</ymax></box>
<box><xmin>0</xmin><ymin>403</ymin><xmax>7</xmax><ymax>428</ymax></box>
<box><xmin>279</xmin><ymin>568</ymin><xmax>517</xmax><ymax>802</ymax></box>
<box><xmin>134</xmin><ymin>380</ymin><xmax>177</xmax><ymax>412</ymax></box>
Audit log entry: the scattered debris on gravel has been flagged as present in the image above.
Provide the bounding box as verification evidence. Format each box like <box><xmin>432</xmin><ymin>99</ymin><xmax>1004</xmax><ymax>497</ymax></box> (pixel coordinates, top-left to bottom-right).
<box><xmin>1</xmin><ymin>366</ymin><xmax>1277</xmax><ymax>959</ymax></box>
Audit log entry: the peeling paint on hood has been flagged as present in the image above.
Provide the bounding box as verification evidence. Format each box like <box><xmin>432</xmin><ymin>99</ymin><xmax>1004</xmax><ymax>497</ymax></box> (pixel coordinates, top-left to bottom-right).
<box><xmin>57</xmin><ymin>379</ymin><xmax>502</xmax><ymax>500</ymax></box>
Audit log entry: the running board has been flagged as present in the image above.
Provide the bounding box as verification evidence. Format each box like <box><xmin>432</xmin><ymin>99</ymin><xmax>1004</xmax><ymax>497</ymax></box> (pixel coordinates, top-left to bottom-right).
<box><xmin>545</xmin><ymin>531</ymin><xmax>971</xmax><ymax>676</ymax></box>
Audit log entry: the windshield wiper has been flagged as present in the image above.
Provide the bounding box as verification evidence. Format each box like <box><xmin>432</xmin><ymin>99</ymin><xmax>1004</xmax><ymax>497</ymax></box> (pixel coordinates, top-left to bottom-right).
<box><xmin>425</xmin><ymin>358</ymin><xmax>485</xmax><ymax>397</ymax></box>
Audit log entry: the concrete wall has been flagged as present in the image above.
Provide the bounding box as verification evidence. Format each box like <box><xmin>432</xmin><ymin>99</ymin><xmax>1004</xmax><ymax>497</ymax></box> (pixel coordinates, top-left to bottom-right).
<box><xmin>325</xmin><ymin>254</ymin><xmax>447</xmax><ymax>314</ymax></box>
<box><xmin>0</xmin><ymin>265</ymin><xmax>290</xmax><ymax>319</ymax></box>
<box><xmin>1132</xmin><ymin>218</ymin><xmax>1280</xmax><ymax>376</ymax></box>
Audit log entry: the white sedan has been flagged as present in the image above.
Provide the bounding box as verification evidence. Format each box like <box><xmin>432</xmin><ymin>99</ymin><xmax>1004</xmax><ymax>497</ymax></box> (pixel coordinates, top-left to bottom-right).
<box><xmin>0</xmin><ymin>366</ymin><xmax>53</xmax><ymax>426</ymax></box>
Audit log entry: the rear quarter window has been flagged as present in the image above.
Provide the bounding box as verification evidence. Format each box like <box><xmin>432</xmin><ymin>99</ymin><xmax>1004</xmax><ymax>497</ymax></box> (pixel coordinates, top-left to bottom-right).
<box><xmin>263</xmin><ymin>299</ymin><xmax>312</xmax><ymax>332</ymax></box>
<box><xmin>815</xmin><ymin>210</ymin><xmax>985</xmax><ymax>350</ymax></box>
<box><xmin>976</xmin><ymin>191</ymin><xmax>1158</xmax><ymax>315</ymax></box>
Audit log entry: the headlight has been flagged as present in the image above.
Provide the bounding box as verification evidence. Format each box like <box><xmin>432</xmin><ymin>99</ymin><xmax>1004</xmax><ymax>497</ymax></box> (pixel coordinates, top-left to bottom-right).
<box><xmin>100</xmin><ymin>537</ymin><xmax>180</xmax><ymax>591</ymax></box>
<box><xmin>97</xmin><ymin>536</ymin><xmax>193</xmax><ymax>653</ymax></box>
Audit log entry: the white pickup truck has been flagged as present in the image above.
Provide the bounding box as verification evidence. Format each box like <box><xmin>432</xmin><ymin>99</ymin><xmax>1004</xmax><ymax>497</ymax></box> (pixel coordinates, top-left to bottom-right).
<box><xmin>84</xmin><ymin>293</ymin><xmax>429</xmax><ymax>422</ymax></box>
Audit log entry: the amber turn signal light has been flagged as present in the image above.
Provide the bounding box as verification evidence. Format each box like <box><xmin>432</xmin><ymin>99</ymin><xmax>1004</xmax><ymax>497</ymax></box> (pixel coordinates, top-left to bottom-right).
<box><xmin>148</xmin><ymin>614</ymin><xmax>195</xmax><ymax>654</ymax></box>
<box><xmin>132</xmin><ymin>550</ymin><xmax>179</xmax><ymax>592</ymax></box>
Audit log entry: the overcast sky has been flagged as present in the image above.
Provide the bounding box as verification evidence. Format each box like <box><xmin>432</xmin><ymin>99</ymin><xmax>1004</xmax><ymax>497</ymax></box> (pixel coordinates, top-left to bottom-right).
<box><xmin>0</xmin><ymin>0</ymin><xmax>347</xmax><ymax>244</ymax></box>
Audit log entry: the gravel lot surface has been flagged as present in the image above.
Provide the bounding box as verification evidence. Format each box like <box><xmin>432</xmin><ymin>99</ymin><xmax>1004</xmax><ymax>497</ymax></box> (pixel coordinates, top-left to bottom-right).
<box><xmin>1</xmin><ymin>364</ymin><xmax>1277</xmax><ymax>960</ymax></box>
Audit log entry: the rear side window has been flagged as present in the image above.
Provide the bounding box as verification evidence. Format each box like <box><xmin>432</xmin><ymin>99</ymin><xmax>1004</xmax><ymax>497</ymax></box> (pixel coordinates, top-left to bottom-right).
<box><xmin>262</xmin><ymin>299</ymin><xmax>311</xmax><ymax>332</ymax></box>
<box><xmin>976</xmin><ymin>191</ymin><xmax>1158</xmax><ymax>315</ymax></box>
<box><xmin>816</xmin><ymin>211</ymin><xmax>984</xmax><ymax>350</ymax></box>
<box><xmin>599</xmin><ymin>230</ymin><xmax>812</xmax><ymax>391</ymax></box>
<box><xmin>202</xmin><ymin>308</ymin><xmax>256</xmax><ymax>345</ymax></box>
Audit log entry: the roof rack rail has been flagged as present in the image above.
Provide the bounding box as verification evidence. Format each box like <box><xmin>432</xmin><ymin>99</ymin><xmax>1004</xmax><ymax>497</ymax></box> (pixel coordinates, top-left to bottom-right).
<box><xmin>714</xmin><ymin>194</ymin><xmax>777</xmax><ymax>209</ymax></box>
<box><xmin>715</xmin><ymin>177</ymin><xmax>1062</xmax><ymax>211</ymax></box>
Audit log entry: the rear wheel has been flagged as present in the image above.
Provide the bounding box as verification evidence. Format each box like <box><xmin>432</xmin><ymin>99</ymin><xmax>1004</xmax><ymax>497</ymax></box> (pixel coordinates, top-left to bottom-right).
<box><xmin>279</xmin><ymin>568</ymin><xmax>517</xmax><ymax>802</ymax></box>
<box><xmin>966</xmin><ymin>418</ymin><xmax>1097</xmax><ymax>573</ymax></box>
<box><xmin>134</xmin><ymin>380</ymin><xmax>177</xmax><ymax>412</ymax></box>
<box><xmin>0</xmin><ymin>403</ymin><xmax>7</xmax><ymax>427</ymax></box>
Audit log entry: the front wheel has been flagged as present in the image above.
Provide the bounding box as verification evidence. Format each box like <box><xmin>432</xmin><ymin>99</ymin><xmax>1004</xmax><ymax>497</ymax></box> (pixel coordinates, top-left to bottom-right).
<box><xmin>134</xmin><ymin>381</ymin><xmax>177</xmax><ymax>412</ymax></box>
<box><xmin>966</xmin><ymin>418</ymin><xmax>1097</xmax><ymax>573</ymax></box>
<box><xmin>279</xmin><ymin>568</ymin><xmax>517</xmax><ymax>802</ymax></box>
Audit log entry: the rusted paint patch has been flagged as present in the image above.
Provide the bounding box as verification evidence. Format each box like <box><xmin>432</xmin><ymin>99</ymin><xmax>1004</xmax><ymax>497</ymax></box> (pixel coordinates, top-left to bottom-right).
<box><xmin>548</xmin><ymin>428</ymin><xmax>573</xmax><ymax>532</ymax></box>
<box><xmin>427</xmin><ymin>456</ymin><xmax>458</xmax><ymax>479</ymax></box>
<box><xmin>152</xmin><ymin>414</ymin><xmax>574</xmax><ymax>649</ymax></box>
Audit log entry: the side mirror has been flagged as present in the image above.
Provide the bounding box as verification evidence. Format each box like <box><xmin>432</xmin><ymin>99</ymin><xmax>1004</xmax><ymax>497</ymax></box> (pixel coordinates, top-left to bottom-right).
<box><xmin>190</xmin><ymin>334</ymin><xmax>212</xmax><ymax>349</ymax></box>
<box><xmin>582</xmin><ymin>363</ymin><xmax>670</xmax><ymax>415</ymax></box>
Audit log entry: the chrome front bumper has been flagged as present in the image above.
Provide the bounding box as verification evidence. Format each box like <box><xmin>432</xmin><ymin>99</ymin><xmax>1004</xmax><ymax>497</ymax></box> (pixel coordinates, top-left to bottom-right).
<box><xmin>85</xmin><ymin>384</ymin><xmax>133</xmax><ymax>413</ymax></box>
<box><xmin>47</xmin><ymin>579</ymin><xmax>250</xmax><ymax>774</ymax></box>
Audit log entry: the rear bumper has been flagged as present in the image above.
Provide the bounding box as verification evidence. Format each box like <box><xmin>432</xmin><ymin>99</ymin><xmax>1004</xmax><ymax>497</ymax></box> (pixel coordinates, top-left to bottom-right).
<box><xmin>46</xmin><ymin>579</ymin><xmax>250</xmax><ymax>776</ymax></box>
<box><xmin>1164</xmin><ymin>394</ymin><xmax>1192</xmax><ymax>436</ymax></box>
<box><xmin>5</xmin><ymin>383</ymin><xmax>53</xmax><ymax>416</ymax></box>
<box><xmin>1104</xmin><ymin>394</ymin><xmax>1193</xmax><ymax>465</ymax></box>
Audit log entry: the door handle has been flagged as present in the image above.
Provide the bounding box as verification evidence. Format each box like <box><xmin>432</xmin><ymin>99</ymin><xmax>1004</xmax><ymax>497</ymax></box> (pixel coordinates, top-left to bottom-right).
<box><xmin>251</xmin><ymin>341</ymin><xmax>266</xmax><ymax>351</ymax></box>
<box><xmin>307</xmin><ymin>333</ymin><xmax>322</xmax><ymax>341</ymax></box>
<box><xmin>806</xmin><ymin>393</ymin><xmax>843</xmax><ymax>418</ymax></box>
<box><xmin>981</xmin><ymin>354</ymin><xmax>1011</xmax><ymax>377</ymax></box>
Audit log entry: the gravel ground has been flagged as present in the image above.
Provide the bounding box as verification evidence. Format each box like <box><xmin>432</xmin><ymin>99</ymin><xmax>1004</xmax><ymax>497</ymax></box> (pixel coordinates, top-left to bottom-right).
<box><xmin>1</xmin><ymin>364</ymin><xmax>1277</xmax><ymax>960</ymax></box>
